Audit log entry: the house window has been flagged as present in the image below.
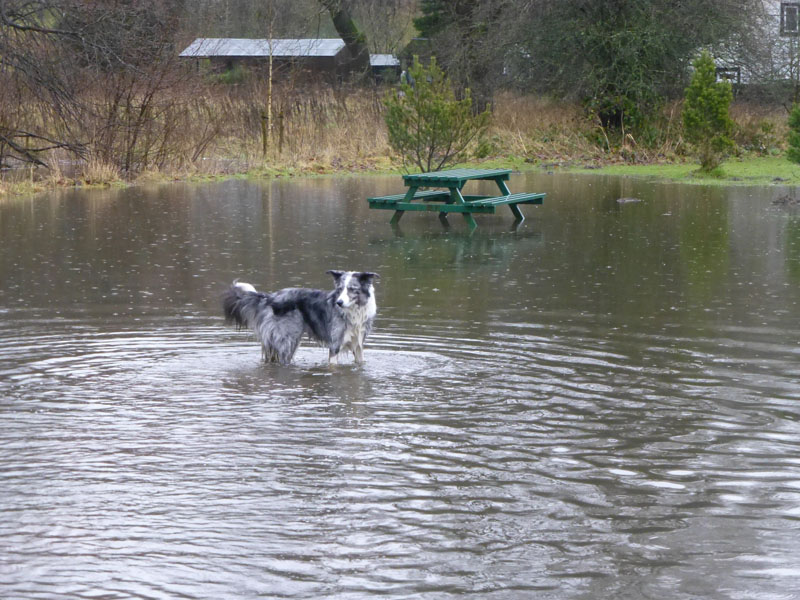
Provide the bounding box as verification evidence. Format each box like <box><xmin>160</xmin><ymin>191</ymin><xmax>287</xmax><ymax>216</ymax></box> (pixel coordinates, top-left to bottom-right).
<box><xmin>781</xmin><ymin>2</ymin><xmax>800</xmax><ymax>35</ymax></box>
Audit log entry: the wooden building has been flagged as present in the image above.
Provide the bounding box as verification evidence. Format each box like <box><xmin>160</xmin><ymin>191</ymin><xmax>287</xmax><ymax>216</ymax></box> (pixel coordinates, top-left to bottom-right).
<box><xmin>180</xmin><ymin>38</ymin><xmax>399</xmax><ymax>82</ymax></box>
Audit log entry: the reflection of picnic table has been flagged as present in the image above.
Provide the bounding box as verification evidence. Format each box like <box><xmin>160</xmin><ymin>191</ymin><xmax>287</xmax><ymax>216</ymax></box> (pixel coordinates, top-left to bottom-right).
<box><xmin>367</xmin><ymin>168</ymin><xmax>545</xmax><ymax>229</ymax></box>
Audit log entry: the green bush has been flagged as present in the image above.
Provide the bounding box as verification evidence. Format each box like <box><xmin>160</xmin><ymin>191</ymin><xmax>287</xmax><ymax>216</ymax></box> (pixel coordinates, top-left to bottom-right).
<box><xmin>382</xmin><ymin>56</ymin><xmax>490</xmax><ymax>172</ymax></box>
<box><xmin>738</xmin><ymin>119</ymin><xmax>778</xmax><ymax>156</ymax></box>
<box><xmin>682</xmin><ymin>51</ymin><xmax>735</xmax><ymax>172</ymax></box>
<box><xmin>786</xmin><ymin>104</ymin><xmax>800</xmax><ymax>164</ymax></box>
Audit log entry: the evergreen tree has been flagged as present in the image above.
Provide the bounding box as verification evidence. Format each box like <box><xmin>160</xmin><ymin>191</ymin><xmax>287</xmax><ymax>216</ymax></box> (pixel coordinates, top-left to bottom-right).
<box><xmin>682</xmin><ymin>51</ymin><xmax>735</xmax><ymax>172</ymax></box>
<box><xmin>413</xmin><ymin>0</ymin><xmax>448</xmax><ymax>37</ymax></box>
<box><xmin>383</xmin><ymin>56</ymin><xmax>489</xmax><ymax>172</ymax></box>
<box><xmin>786</xmin><ymin>104</ymin><xmax>800</xmax><ymax>164</ymax></box>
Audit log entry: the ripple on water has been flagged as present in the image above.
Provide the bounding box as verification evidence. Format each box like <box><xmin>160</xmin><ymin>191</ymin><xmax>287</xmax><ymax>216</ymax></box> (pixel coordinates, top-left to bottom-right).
<box><xmin>2</xmin><ymin>306</ymin><xmax>800</xmax><ymax>599</ymax></box>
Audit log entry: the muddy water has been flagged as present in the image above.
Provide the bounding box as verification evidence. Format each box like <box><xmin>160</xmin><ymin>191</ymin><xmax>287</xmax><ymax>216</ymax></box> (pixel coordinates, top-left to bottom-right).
<box><xmin>1</xmin><ymin>173</ymin><xmax>799</xmax><ymax>599</ymax></box>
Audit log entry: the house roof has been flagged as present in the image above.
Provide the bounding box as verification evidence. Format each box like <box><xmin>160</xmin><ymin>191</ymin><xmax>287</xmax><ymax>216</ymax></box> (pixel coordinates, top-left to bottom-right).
<box><xmin>180</xmin><ymin>38</ymin><xmax>401</xmax><ymax>67</ymax></box>
<box><xmin>370</xmin><ymin>54</ymin><xmax>400</xmax><ymax>67</ymax></box>
<box><xmin>179</xmin><ymin>38</ymin><xmax>347</xmax><ymax>58</ymax></box>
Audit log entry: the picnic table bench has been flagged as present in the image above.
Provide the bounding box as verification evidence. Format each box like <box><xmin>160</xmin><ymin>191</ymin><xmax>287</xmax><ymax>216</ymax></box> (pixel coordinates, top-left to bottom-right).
<box><xmin>367</xmin><ymin>168</ymin><xmax>545</xmax><ymax>229</ymax></box>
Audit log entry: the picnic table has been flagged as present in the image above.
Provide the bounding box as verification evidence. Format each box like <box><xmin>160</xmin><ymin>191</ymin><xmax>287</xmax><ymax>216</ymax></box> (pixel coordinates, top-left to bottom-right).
<box><xmin>367</xmin><ymin>168</ymin><xmax>545</xmax><ymax>229</ymax></box>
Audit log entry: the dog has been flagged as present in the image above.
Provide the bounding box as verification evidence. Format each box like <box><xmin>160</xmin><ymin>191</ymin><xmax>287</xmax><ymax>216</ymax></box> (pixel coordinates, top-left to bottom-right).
<box><xmin>223</xmin><ymin>270</ymin><xmax>378</xmax><ymax>365</ymax></box>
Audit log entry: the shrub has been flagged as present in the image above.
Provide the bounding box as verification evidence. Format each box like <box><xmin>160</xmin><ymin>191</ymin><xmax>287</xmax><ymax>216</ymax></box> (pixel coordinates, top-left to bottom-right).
<box><xmin>786</xmin><ymin>104</ymin><xmax>800</xmax><ymax>164</ymax></box>
<box><xmin>382</xmin><ymin>56</ymin><xmax>490</xmax><ymax>172</ymax></box>
<box><xmin>682</xmin><ymin>51</ymin><xmax>735</xmax><ymax>172</ymax></box>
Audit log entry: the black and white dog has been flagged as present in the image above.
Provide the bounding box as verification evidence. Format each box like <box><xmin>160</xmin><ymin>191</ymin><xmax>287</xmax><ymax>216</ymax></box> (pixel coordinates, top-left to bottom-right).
<box><xmin>223</xmin><ymin>271</ymin><xmax>378</xmax><ymax>365</ymax></box>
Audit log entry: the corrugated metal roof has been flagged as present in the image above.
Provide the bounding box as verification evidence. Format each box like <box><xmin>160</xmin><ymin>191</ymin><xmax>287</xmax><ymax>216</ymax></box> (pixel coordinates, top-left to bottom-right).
<box><xmin>180</xmin><ymin>38</ymin><xmax>346</xmax><ymax>58</ymax></box>
<box><xmin>370</xmin><ymin>54</ymin><xmax>400</xmax><ymax>67</ymax></box>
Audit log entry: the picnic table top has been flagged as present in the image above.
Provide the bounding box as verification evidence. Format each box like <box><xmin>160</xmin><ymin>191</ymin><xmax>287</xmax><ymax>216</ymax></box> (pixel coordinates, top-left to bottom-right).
<box><xmin>402</xmin><ymin>168</ymin><xmax>511</xmax><ymax>186</ymax></box>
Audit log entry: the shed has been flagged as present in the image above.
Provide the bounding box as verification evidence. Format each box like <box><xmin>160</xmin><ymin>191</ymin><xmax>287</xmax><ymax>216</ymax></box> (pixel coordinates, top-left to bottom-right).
<box><xmin>370</xmin><ymin>54</ymin><xmax>401</xmax><ymax>83</ymax></box>
<box><xmin>180</xmin><ymin>38</ymin><xmax>399</xmax><ymax>82</ymax></box>
<box><xmin>180</xmin><ymin>38</ymin><xmax>347</xmax><ymax>75</ymax></box>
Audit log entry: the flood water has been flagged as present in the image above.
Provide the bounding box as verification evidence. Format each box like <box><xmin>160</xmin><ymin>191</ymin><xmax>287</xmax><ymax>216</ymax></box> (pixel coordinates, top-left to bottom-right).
<box><xmin>1</xmin><ymin>171</ymin><xmax>799</xmax><ymax>599</ymax></box>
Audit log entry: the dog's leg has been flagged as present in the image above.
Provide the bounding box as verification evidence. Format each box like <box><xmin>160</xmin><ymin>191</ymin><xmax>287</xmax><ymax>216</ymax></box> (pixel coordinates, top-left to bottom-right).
<box><xmin>278</xmin><ymin>336</ymin><xmax>301</xmax><ymax>366</ymax></box>
<box><xmin>353</xmin><ymin>344</ymin><xmax>364</xmax><ymax>364</ymax></box>
<box><xmin>263</xmin><ymin>344</ymin><xmax>280</xmax><ymax>363</ymax></box>
<box><xmin>278</xmin><ymin>346</ymin><xmax>295</xmax><ymax>366</ymax></box>
<box><xmin>328</xmin><ymin>349</ymin><xmax>340</xmax><ymax>365</ymax></box>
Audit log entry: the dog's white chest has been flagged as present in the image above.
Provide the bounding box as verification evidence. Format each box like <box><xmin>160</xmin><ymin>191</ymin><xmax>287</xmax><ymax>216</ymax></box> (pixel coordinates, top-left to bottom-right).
<box><xmin>341</xmin><ymin>295</ymin><xmax>375</xmax><ymax>348</ymax></box>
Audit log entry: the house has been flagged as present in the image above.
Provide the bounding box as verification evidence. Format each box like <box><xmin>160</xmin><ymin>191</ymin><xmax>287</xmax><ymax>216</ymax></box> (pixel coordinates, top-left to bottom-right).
<box><xmin>714</xmin><ymin>1</ymin><xmax>800</xmax><ymax>90</ymax></box>
<box><xmin>179</xmin><ymin>38</ymin><xmax>400</xmax><ymax>82</ymax></box>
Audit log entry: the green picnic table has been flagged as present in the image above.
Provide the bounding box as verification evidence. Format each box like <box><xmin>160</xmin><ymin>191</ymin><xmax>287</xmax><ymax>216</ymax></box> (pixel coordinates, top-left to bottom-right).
<box><xmin>367</xmin><ymin>168</ymin><xmax>545</xmax><ymax>229</ymax></box>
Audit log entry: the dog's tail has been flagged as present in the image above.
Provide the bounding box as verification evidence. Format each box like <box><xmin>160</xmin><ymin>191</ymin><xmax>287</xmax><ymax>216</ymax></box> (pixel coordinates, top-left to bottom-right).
<box><xmin>223</xmin><ymin>280</ymin><xmax>271</xmax><ymax>330</ymax></box>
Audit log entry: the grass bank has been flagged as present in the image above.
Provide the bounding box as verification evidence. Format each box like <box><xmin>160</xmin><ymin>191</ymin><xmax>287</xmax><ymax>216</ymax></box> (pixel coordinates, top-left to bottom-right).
<box><xmin>569</xmin><ymin>156</ymin><xmax>800</xmax><ymax>186</ymax></box>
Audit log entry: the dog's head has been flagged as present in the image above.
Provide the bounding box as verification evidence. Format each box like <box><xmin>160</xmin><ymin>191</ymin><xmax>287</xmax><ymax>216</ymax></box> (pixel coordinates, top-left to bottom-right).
<box><xmin>327</xmin><ymin>270</ymin><xmax>379</xmax><ymax>309</ymax></box>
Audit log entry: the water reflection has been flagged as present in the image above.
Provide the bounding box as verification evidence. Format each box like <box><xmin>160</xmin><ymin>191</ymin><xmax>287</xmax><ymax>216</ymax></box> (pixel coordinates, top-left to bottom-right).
<box><xmin>1</xmin><ymin>173</ymin><xmax>799</xmax><ymax>599</ymax></box>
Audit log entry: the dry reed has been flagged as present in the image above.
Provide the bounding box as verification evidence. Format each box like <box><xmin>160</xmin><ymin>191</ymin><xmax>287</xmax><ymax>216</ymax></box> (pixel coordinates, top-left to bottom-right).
<box><xmin>0</xmin><ymin>76</ymin><xmax>793</xmax><ymax>197</ymax></box>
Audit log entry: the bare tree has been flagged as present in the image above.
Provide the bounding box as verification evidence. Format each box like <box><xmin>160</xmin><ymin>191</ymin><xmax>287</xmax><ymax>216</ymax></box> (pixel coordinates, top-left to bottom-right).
<box><xmin>180</xmin><ymin>0</ymin><xmax>323</xmax><ymax>39</ymax></box>
<box><xmin>349</xmin><ymin>0</ymin><xmax>415</xmax><ymax>54</ymax></box>
<box><xmin>0</xmin><ymin>0</ymin><xmax>208</xmax><ymax>173</ymax></box>
<box><xmin>0</xmin><ymin>1</ymin><xmax>86</xmax><ymax>166</ymax></box>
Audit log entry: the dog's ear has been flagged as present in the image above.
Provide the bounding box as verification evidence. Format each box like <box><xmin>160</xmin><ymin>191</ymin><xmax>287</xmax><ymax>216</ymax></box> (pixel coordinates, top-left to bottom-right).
<box><xmin>358</xmin><ymin>272</ymin><xmax>379</xmax><ymax>285</ymax></box>
<box><xmin>326</xmin><ymin>270</ymin><xmax>346</xmax><ymax>283</ymax></box>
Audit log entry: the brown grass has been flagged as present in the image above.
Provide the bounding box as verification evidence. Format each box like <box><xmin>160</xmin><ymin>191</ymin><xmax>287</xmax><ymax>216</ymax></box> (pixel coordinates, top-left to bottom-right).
<box><xmin>80</xmin><ymin>157</ymin><xmax>122</xmax><ymax>185</ymax></box>
<box><xmin>489</xmin><ymin>93</ymin><xmax>606</xmax><ymax>162</ymax></box>
<box><xmin>0</xmin><ymin>77</ymin><xmax>793</xmax><ymax>197</ymax></box>
<box><xmin>730</xmin><ymin>102</ymin><xmax>788</xmax><ymax>155</ymax></box>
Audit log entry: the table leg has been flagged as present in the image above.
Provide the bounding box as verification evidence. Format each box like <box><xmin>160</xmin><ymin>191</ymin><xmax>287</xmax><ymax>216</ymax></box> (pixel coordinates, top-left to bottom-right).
<box><xmin>452</xmin><ymin>184</ymin><xmax>478</xmax><ymax>229</ymax></box>
<box><xmin>496</xmin><ymin>178</ymin><xmax>524</xmax><ymax>222</ymax></box>
<box><xmin>392</xmin><ymin>185</ymin><xmax>419</xmax><ymax>225</ymax></box>
<box><xmin>437</xmin><ymin>184</ymin><xmax>458</xmax><ymax>224</ymax></box>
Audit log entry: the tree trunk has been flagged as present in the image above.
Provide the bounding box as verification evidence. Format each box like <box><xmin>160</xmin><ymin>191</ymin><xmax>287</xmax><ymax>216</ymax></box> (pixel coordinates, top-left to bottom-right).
<box><xmin>318</xmin><ymin>0</ymin><xmax>371</xmax><ymax>77</ymax></box>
